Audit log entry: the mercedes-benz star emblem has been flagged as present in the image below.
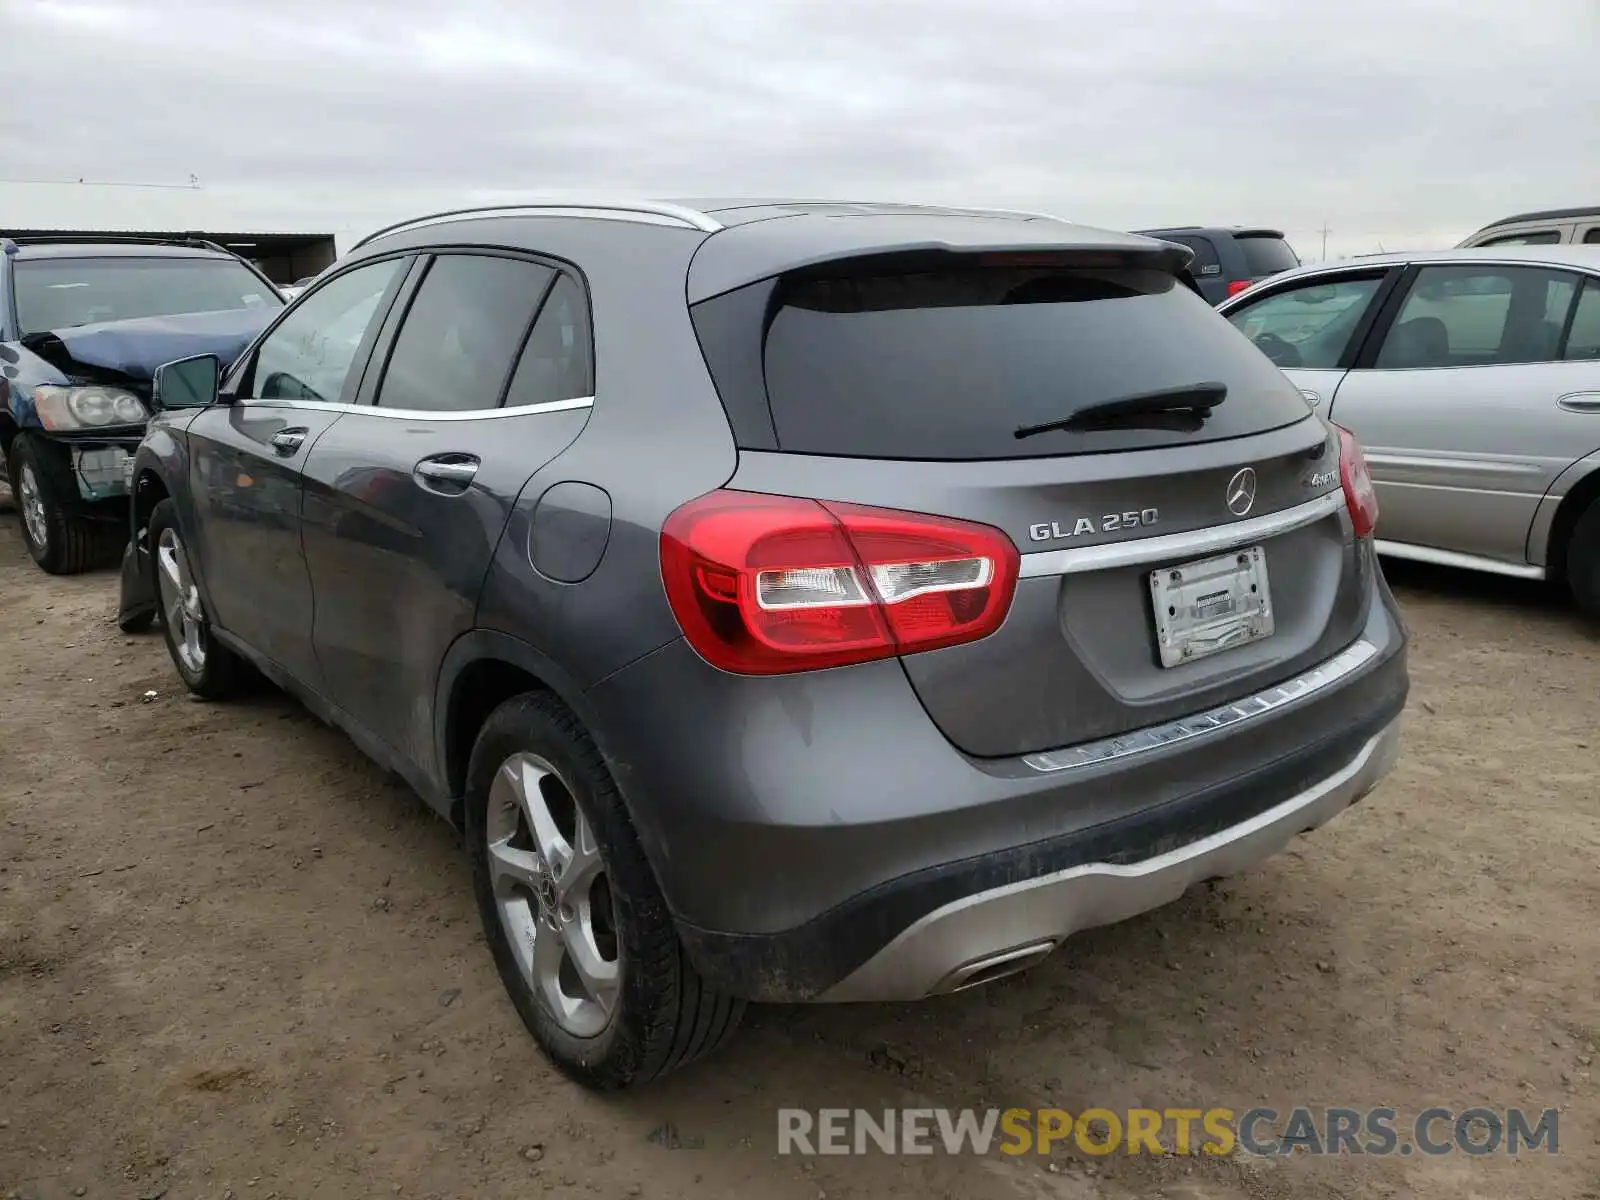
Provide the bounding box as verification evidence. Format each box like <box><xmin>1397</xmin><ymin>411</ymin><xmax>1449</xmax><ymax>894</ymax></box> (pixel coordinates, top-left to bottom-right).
<box><xmin>1226</xmin><ymin>467</ymin><xmax>1257</xmax><ymax>517</ymax></box>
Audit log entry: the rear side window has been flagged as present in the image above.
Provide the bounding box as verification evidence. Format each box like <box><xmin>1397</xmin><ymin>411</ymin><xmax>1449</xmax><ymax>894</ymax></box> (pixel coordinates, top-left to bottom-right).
<box><xmin>1234</xmin><ymin>235</ymin><xmax>1300</xmax><ymax>277</ymax></box>
<box><xmin>1162</xmin><ymin>235</ymin><xmax>1221</xmax><ymax>276</ymax></box>
<box><xmin>376</xmin><ymin>254</ymin><xmax>552</xmax><ymax>412</ymax></box>
<box><xmin>1375</xmin><ymin>265</ymin><xmax>1577</xmax><ymax>368</ymax></box>
<box><xmin>504</xmin><ymin>273</ymin><xmax>594</xmax><ymax>408</ymax></box>
<box><xmin>1564</xmin><ymin>280</ymin><xmax>1600</xmax><ymax>360</ymax></box>
<box><xmin>693</xmin><ymin>260</ymin><xmax>1315</xmax><ymax>461</ymax></box>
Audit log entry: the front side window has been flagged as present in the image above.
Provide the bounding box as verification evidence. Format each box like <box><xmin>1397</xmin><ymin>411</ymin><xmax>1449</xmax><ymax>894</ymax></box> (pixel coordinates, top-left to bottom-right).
<box><xmin>374</xmin><ymin>254</ymin><xmax>553</xmax><ymax>413</ymax></box>
<box><xmin>1375</xmin><ymin>265</ymin><xmax>1577</xmax><ymax>369</ymax></box>
<box><xmin>246</xmin><ymin>258</ymin><xmax>405</xmax><ymax>403</ymax></box>
<box><xmin>13</xmin><ymin>256</ymin><xmax>282</xmax><ymax>337</ymax></box>
<box><xmin>1226</xmin><ymin>274</ymin><xmax>1385</xmax><ymax>369</ymax></box>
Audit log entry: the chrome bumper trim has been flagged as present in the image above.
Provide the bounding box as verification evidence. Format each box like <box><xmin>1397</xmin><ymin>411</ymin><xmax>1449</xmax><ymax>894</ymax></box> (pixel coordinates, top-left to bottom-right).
<box><xmin>820</xmin><ymin>716</ymin><xmax>1403</xmax><ymax>1003</ymax></box>
<box><xmin>1017</xmin><ymin>490</ymin><xmax>1345</xmax><ymax>578</ymax></box>
<box><xmin>1023</xmin><ymin>637</ymin><xmax>1379</xmax><ymax>773</ymax></box>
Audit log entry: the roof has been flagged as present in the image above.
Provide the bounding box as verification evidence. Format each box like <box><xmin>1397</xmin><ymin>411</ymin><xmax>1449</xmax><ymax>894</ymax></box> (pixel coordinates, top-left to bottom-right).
<box><xmin>1235</xmin><ymin>244</ymin><xmax>1600</xmax><ymax>285</ymax></box>
<box><xmin>4</xmin><ymin>242</ymin><xmax>235</xmax><ymax>261</ymax></box>
<box><xmin>1478</xmin><ymin>206</ymin><xmax>1600</xmax><ymax>228</ymax></box>
<box><xmin>347</xmin><ymin>198</ymin><xmax>1189</xmax><ymax>304</ymax></box>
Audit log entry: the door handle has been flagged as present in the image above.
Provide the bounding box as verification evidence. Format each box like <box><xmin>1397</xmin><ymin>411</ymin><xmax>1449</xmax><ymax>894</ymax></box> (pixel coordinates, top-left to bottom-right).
<box><xmin>413</xmin><ymin>455</ymin><xmax>480</xmax><ymax>492</ymax></box>
<box><xmin>1557</xmin><ymin>392</ymin><xmax>1600</xmax><ymax>414</ymax></box>
<box><xmin>269</xmin><ymin>428</ymin><xmax>307</xmax><ymax>455</ymax></box>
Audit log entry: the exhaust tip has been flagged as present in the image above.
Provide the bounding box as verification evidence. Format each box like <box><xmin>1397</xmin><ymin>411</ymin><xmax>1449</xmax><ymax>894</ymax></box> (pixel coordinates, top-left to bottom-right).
<box><xmin>930</xmin><ymin>940</ymin><xmax>1057</xmax><ymax>996</ymax></box>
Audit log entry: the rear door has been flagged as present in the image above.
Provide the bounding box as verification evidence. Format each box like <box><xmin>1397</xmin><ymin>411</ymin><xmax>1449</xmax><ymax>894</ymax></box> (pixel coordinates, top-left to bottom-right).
<box><xmin>693</xmin><ymin>251</ymin><xmax>1363</xmax><ymax>758</ymax></box>
<box><xmin>189</xmin><ymin>256</ymin><xmax>409</xmax><ymax>682</ymax></box>
<box><xmin>1222</xmin><ymin>267</ymin><xmax>1398</xmax><ymax>411</ymax></box>
<box><xmin>299</xmin><ymin>251</ymin><xmax>595</xmax><ymax>765</ymax></box>
<box><xmin>1326</xmin><ymin>262</ymin><xmax>1600</xmax><ymax>563</ymax></box>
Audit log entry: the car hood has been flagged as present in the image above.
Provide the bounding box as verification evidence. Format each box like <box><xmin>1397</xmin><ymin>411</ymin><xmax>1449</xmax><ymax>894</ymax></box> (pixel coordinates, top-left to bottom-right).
<box><xmin>19</xmin><ymin>307</ymin><xmax>277</xmax><ymax>381</ymax></box>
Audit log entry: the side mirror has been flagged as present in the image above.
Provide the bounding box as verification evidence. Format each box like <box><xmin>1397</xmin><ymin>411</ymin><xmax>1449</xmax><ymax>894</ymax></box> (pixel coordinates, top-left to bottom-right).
<box><xmin>151</xmin><ymin>354</ymin><xmax>221</xmax><ymax>410</ymax></box>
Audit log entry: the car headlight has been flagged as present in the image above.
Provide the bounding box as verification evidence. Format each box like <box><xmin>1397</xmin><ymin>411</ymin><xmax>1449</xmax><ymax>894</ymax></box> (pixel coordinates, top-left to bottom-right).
<box><xmin>33</xmin><ymin>385</ymin><xmax>149</xmax><ymax>431</ymax></box>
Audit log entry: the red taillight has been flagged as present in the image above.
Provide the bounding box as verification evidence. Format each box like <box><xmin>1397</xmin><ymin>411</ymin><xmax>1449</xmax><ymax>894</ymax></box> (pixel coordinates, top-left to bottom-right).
<box><xmin>1226</xmin><ymin>279</ymin><xmax>1253</xmax><ymax>297</ymax></box>
<box><xmin>660</xmin><ymin>489</ymin><xmax>1020</xmax><ymax>675</ymax></box>
<box><xmin>1336</xmin><ymin>424</ymin><xmax>1379</xmax><ymax>539</ymax></box>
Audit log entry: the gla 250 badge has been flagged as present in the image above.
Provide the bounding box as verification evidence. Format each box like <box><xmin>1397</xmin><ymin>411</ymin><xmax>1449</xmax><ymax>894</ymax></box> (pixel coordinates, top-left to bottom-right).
<box><xmin>1029</xmin><ymin>509</ymin><xmax>1160</xmax><ymax>543</ymax></box>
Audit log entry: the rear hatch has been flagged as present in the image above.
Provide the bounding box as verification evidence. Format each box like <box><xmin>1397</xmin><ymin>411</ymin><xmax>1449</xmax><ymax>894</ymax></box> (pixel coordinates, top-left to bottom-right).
<box><xmin>1232</xmin><ymin>229</ymin><xmax>1301</xmax><ymax>282</ymax></box>
<box><xmin>688</xmin><ymin>241</ymin><xmax>1365</xmax><ymax>759</ymax></box>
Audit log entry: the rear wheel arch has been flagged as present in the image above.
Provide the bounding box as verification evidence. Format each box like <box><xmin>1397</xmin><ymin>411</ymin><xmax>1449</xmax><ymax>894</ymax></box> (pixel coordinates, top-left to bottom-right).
<box><xmin>435</xmin><ymin>632</ymin><xmax>604</xmax><ymax>828</ymax></box>
<box><xmin>1543</xmin><ymin>466</ymin><xmax>1600</xmax><ymax>586</ymax></box>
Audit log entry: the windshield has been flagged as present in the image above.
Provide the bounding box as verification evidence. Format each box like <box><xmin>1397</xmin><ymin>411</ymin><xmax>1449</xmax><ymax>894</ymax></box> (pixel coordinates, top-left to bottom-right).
<box><xmin>13</xmin><ymin>256</ymin><xmax>283</xmax><ymax>337</ymax></box>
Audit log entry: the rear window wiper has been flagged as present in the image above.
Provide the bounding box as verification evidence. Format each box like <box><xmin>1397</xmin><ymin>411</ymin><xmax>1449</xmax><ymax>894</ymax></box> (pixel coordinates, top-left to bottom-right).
<box><xmin>1014</xmin><ymin>382</ymin><xmax>1228</xmax><ymax>439</ymax></box>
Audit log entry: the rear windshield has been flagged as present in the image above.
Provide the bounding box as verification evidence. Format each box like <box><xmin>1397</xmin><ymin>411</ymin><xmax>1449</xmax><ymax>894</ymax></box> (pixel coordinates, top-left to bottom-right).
<box><xmin>692</xmin><ymin>261</ymin><xmax>1314</xmax><ymax>460</ymax></box>
<box><xmin>13</xmin><ymin>256</ymin><xmax>283</xmax><ymax>337</ymax></box>
<box><xmin>1235</xmin><ymin>235</ymin><xmax>1300</xmax><ymax>277</ymax></box>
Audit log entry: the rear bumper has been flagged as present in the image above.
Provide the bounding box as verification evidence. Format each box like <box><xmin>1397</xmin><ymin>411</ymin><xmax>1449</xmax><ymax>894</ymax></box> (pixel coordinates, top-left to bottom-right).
<box><xmin>819</xmin><ymin>714</ymin><xmax>1400</xmax><ymax>1001</ymax></box>
<box><xmin>584</xmin><ymin>554</ymin><xmax>1408</xmax><ymax>1003</ymax></box>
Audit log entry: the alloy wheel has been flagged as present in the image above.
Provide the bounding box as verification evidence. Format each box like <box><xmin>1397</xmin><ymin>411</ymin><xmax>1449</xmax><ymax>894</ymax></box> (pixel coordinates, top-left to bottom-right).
<box><xmin>485</xmin><ymin>752</ymin><xmax>620</xmax><ymax>1037</ymax></box>
<box><xmin>155</xmin><ymin>526</ymin><xmax>208</xmax><ymax>673</ymax></box>
<box><xmin>18</xmin><ymin>463</ymin><xmax>49</xmax><ymax>551</ymax></box>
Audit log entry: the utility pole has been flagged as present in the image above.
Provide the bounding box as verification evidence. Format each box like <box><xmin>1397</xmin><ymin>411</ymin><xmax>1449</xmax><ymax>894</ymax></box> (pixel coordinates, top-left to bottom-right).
<box><xmin>1319</xmin><ymin>221</ymin><xmax>1332</xmax><ymax>261</ymax></box>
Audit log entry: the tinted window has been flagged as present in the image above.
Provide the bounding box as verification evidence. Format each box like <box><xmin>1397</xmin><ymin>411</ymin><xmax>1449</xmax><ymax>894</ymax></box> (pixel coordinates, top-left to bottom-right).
<box><xmin>248</xmin><ymin>259</ymin><xmax>404</xmax><ymax>403</ymax></box>
<box><xmin>1375</xmin><ymin>265</ymin><xmax>1576</xmax><ymax>369</ymax></box>
<box><xmin>1163</xmin><ymin>235</ymin><xmax>1221</xmax><ymax>275</ymax></box>
<box><xmin>503</xmin><ymin>274</ymin><xmax>594</xmax><ymax>408</ymax></box>
<box><xmin>1480</xmin><ymin>230</ymin><xmax>1562</xmax><ymax>246</ymax></box>
<box><xmin>1564</xmin><ymin>281</ymin><xmax>1600</xmax><ymax>361</ymax></box>
<box><xmin>13</xmin><ymin>256</ymin><xmax>282</xmax><ymax>337</ymax></box>
<box><xmin>695</xmin><ymin>261</ymin><xmax>1315</xmax><ymax>461</ymax></box>
<box><xmin>1234</xmin><ymin>235</ymin><xmax>1300</xmax><ymax>277</ymax></box>
<box><xmin>376</xmin><ymin>255</ymin><xmax>553</xmax><ymax>413</ymax></box>
<box><xmin>1227</xmin><ymin>275</ymin><xmax>1384</xmax><ymax>369</ymax></box>
<box><xmin>1584</xmin><ymin>229</ymin><xmax>1600</xmax><ymax>245</ymax></box>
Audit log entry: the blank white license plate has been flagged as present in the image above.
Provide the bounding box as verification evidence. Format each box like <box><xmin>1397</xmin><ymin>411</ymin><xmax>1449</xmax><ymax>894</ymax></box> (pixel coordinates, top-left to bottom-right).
<box><xmin>1149</xmin><ymin>545</ymin><xmax>1274</xmax><ymax>668</ymax></box>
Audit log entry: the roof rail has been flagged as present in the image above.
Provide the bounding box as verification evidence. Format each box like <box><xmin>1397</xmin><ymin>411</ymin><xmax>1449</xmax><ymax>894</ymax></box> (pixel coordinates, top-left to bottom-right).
<box><xmin>351</xmin><ymin>201</ymin><xmax>724</xmax><ymax>251</ymax></box>
<box><xmin>0</xmin><ymin>231</ymin><xmax>238</xmax><ymax>256</ymax></box>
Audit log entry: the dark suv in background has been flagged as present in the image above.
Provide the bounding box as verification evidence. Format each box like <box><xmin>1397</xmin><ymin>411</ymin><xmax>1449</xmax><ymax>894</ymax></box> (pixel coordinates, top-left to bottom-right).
<box><xmin>122</xmin><ymin>199</ymin><xmax>1407</xmax><ymax>1089</ymax></box>
<box><xmin>1136</xmin><ymin>225</ymin><xmax>1302</xmax><ymax>303</ymax></box>
<box><xmin>1</xmin><ymin>235</ymin><xmax>282</xmax><ymax>573</ymax></box>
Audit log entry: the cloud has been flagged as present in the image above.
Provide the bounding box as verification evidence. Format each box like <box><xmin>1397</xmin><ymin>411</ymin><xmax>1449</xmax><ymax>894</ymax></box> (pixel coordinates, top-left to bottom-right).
<box><xmin>1</xmin><ymin>0</ymin><xmax>1595</xmax><ymax>254</ymax></box>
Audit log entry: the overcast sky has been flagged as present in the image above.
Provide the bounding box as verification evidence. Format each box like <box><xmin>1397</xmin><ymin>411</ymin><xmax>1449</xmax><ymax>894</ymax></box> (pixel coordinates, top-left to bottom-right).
<box><xmin>2</xmin><ymin>0</ymin><xmax>1597</xmax><ymax>256</ymax></box>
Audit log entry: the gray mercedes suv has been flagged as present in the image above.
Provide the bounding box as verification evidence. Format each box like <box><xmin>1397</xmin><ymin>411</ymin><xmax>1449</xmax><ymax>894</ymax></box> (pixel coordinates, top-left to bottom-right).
<box><xmin>120</xmin><ymin>199</ymin><xmax>1408</xmax><ymax>1089</ymax></box>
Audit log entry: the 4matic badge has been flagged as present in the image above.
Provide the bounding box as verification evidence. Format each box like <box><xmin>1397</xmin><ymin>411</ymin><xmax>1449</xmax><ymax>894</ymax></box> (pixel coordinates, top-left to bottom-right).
<box><xmin>1029</xmin><ymin>508</ymin><xmax>1160</xmax><ymax>543</ymax></box>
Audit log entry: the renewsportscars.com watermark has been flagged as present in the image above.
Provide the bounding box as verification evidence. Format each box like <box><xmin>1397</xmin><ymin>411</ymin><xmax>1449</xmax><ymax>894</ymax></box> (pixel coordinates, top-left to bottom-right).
<box><xmin>777</xmin><ymin>1106</ymin><xmax>1561</xmax><ymax>1158</ymax></box>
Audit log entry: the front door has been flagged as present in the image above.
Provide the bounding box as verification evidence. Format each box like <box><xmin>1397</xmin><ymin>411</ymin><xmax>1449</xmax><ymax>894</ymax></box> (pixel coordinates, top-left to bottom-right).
<box><xmin>1222</xmin><ymin>267</ymin><xmax>1395</xmax><ymax>414</ymax></box>
<box><xmin>189</xmin><ymin>256</ymin><xmax>410</xmax><ymax>684</ymax></box>
<box><xmin>1326</xmin><ymin>263</ymin><xmax>1600</xmax><ymax>564</ymax></box>
<box><xmin>299</xmin><ymin>252</ymin><xmax>596</xmax><ymax>772</ymax></box>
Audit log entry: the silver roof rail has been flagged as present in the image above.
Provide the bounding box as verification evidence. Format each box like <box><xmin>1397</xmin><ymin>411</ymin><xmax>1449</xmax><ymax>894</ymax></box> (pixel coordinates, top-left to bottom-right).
<box><xmin>351</xmin><ymin>201</ymin><xmax>723</xmax><ymax>250</ymax></box>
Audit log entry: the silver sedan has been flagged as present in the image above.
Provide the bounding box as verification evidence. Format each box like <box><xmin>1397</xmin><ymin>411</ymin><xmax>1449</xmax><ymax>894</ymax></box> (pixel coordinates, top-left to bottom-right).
<box><xmin>1219</xmin><ymin>246</ymin><xmax>1600</xmax><ymax>615</ymax></box>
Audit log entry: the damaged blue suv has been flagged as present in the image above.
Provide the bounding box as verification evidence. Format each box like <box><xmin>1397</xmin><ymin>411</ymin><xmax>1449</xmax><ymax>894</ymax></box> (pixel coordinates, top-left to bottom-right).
<box><xmin>1</xmin><ymin>235</ymin><xmax>282</xmax><ymax>573</ymax></box>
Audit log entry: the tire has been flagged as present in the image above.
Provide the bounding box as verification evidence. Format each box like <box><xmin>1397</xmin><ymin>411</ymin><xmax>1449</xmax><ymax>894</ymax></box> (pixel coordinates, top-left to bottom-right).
<box><xmin>465</xmin><ymin>691</ymin><xmax>744</xmax><ymax>1089</ymax></box>
<box><xmin>1565</xmin><ymin>499</ymin><xmax>1600</xmax><ymax>618</ymax></box>
<box><xmin>7</xmin><ymin>433</ymin><xmax>123</xmax><ymax>574</ymax></box>
<box><xmin>147</xmin><ymin>498</ymin><xmax>251</xmax><ymax>698</ymax></box>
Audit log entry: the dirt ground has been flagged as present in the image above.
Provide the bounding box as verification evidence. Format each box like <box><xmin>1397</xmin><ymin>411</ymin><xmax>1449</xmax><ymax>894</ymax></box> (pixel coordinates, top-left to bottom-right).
<box><xmin>2</xmin><ymin>513</ymin><xmax>1597</xmax><ymax>1200</ymax></box>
